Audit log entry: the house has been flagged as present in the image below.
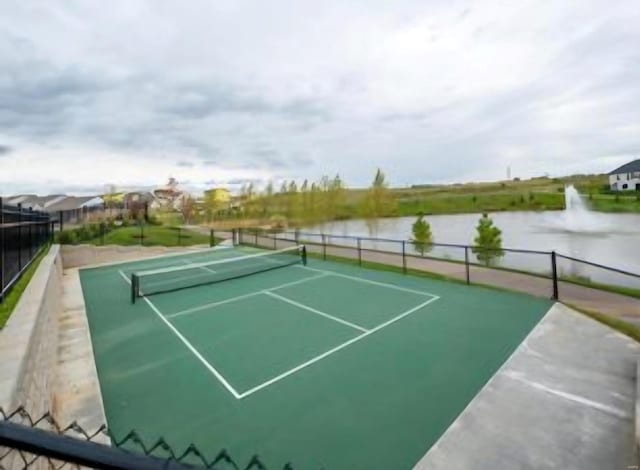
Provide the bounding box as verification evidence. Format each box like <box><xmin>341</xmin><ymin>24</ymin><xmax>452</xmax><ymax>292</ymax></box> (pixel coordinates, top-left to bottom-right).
<box><xmin>609</xmin><ymin>159</ymin><xmax>640</xmax><ymax>191</ymax></box>
<box><xmin>204</xmin><ymin>188</ymin><xmax>231</xmax><ymax>205</ymax></box>
<box><xmin>152</xmin><ymin>177</ymin><xmax>185</xmax><ymax>210</ymax></box>
<box><xmin>7</xmin><ymin>194</ymin><xmax>105</xmax><ymax>225</ymax></box>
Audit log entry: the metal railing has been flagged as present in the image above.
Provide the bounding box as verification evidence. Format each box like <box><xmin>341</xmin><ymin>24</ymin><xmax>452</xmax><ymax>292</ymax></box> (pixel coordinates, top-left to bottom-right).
<box><xmin>236</xmin><ymin>228</ymin><xmax>640</xmax><ymax>302</ymax></box>
<box><xmin>1</xmin><ymin>407</ymin><xmax>294</xmax><ymax>470</ymax></box>
<box><xmin>0</xmin><ymin>198</ymin><xmax>52</xmax><ymax>302</ymax></box>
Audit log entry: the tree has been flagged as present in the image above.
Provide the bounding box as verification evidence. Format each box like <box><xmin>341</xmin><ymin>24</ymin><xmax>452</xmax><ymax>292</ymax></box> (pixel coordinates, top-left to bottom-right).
<box><xmin>472</xmin><ymin>213</ymin><xmax>504</xmax><ymax>266</ymax></box>
<box><xmin>361</xmin><ymin>168</ymin><xmax>396</xmax><ymax>234</ymax></box>
<box><xmin>180</xmin><ymin>195</ymin><xmax>196</xmax><ymax>224</ymax></box>
<box><xmin>411</xmin><ymin>214</ymin><xmax>433</xmax><ymax>255</ymax></box>
<box><xmin>327</xmin><ymin>174</ymin><xmax>346</xmax><ymax>220</ymax></box>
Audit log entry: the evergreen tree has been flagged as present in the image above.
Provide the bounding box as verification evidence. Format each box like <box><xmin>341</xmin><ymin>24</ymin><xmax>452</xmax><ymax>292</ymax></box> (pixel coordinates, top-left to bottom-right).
<box><xmin>411</xmin><ymin>213</ymin><xmax>433</xmax><ymax>255</ymax></box>
<box><xmin>472</xmin><ymin>213</ymin><xmax>504</xmax><ymax>266</ymax></box>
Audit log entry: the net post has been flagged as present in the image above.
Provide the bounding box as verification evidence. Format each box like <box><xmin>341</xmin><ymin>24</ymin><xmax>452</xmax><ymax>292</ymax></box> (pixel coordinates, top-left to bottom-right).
<box><xmin>551</xmin><ymin>251</ymin><xmax>559</xmax><ymax>300</ymax></box>
<box><xmin>357</xmin><ymin>238</ymin><xmax>362</xmax><ymax>267</ymax></box>
<box><xmin>131</xmin><ymin>274</ymin><xmax>139</xmax><ymax>304</ymax></box>
<box><xmin>402</xmin><ymin>240</ymin><xmax>407</xmax><ymax>274</ymax></box>
<box><xmin>301</xmin><ymin>245</ymin><xmax>307</xmax><ymax>266</ymax></box>
<box><xmin>464</xmin><ymin>246</ymin><xmax>470</xmax><ymax>284</ymax></box>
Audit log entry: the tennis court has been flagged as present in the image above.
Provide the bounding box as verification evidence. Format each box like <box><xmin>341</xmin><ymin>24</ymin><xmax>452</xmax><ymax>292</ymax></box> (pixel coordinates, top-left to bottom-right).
<box><xmin>80</xmin><ymin>245</ymin><xmax>553</xmax><ymax>469</ymax></box>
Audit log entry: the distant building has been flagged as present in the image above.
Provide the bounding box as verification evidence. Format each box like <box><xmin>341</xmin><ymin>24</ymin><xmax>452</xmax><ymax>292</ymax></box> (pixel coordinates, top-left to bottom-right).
<box><xmin>609</xmin><ymin>159</ymin><xmax>640</xmax><ymax>191</ymax></box>
<box><xmin>6</xmin><ymin>194</ymin><xmax>104</xmax><ymax>225</ymax></box>
<box><xmin>204</xmin><ymin>188</ymin><xmax>231</xmax><ymax>205</ymax></box>
<box><xmin>152</xmin><ymin>177</ymin><xmax>186</xmax><ymax>210</ymax></box>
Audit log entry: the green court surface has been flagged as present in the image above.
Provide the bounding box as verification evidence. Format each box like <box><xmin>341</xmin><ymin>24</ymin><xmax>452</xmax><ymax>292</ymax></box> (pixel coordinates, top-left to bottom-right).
<box><xmin>79</xmin><ymin>246</ymin><xmax>553</xmax><ymax>469</ymax></box>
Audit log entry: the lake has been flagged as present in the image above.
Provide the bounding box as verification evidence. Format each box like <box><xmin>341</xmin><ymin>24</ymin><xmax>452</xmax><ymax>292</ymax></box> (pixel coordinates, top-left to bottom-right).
<box><xmin>306</xmin><ymin>211</ymin><xmax>640</xmax><ymax>289</ymax></box>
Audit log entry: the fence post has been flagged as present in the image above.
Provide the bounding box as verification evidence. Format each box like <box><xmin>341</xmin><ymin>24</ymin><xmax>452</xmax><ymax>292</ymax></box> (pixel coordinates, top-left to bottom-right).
<box><xmin>273</xmin><ymin>232</ymin><xmax>277</xmax><ymax>250</ymax></box>
<box><xmin>402</xmin><ymin>240</ymin><xmax>407</xmax><ymax>274</ymax></box>
<box><xmin>357</xmin><ymin>238</ymin><xmax>362</xmax><ymax>267</ymax></box>
<box><xmin>551</xmin><ymin>251</ymin><xmax>559</xmax><ymax>300</ymax></box>
<box><xmin>464</xmin><ymin>246</ymin><xmax>470</xmax><ymax>284</ymax></box>
<box><xmin>59</xmin><ymin>210</ymin><xmax>64</xmax><ymax>232</ymax></box>
<box><xmin>140</xmin><ymin>222</ymin><xmax>144</xmax><ymax>246</ymax></box>
<box><xmin>17</xmin><ymin>203</ymin><xmax>22</xmax><ymax>272</ymax></box>
<box><xmin>322</xmin><ymin>234</ymin><xmax>327</xmax><ymax>261</ymax></box>
<box><xmin>28</xmin><ymin>208</ymin><xmax>33</xmax><ymax>258</ymax></box>
<box><xmin>100</xmin><ymin>222</ymin><xmax>105</xmax><ymax>245</ymax></box>
<box><xmin>209</xmin><ymin>229</ymin><xmax>215</xmax><ymax>247</ymax></box>
<box><xmin>177</xmin><ymin>227</ymin><xmax>182</xmax><ymax>246</ymax></box>
<box><xmin>254</xmin><ymin>229</ymin><xmax>258</xmax><ymax>247</ymax></box>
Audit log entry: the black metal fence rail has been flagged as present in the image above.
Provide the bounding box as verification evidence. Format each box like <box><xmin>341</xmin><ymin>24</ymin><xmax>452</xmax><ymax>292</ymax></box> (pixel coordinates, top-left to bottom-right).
<box><xmin>1</xmin><ymin>407</ymin><xmax>294</xmax><ymax>470</ymax></box>
<box><xmin>0</xmin><ymin>198</ymin><xmax>52</xmax><ymax>303</ymax></box>
<box><xmin>237</xmin><ymin>228</ymin><xmax>640</xmax><ymax>301</ymax></box>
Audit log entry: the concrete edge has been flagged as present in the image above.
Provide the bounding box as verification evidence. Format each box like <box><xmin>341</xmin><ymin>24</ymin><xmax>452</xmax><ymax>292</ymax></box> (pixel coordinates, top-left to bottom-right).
<box><xmin>413</xmin><ymin>301</ymin><xmax>558</xmax><ymax>468</ymax></box>
<box><xmin>57</xmin><ymin>267</ymin><xmax>110</xmax><ymax>444</ymax></box>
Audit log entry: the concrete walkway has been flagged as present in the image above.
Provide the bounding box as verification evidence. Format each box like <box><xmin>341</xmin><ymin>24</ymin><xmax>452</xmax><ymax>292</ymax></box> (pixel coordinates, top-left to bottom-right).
<box><xmin>414</xmin><ymin>303</ymin><xmax>639</xmax><ymax>470</ymax></box>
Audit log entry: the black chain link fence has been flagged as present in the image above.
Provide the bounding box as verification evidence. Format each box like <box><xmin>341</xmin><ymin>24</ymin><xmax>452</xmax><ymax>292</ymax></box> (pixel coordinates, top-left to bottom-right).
<box><xmin>1</xmin><ymin>407</ymin><xmax>294</xmax><ymax>470</ymax></box>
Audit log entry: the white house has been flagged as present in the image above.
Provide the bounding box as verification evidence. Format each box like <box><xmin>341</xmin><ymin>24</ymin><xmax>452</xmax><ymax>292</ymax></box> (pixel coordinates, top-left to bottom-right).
<box><xmin>609</xmin><ymin>159</ymin><xmax>640</xmax><ymax>191</ymax></box>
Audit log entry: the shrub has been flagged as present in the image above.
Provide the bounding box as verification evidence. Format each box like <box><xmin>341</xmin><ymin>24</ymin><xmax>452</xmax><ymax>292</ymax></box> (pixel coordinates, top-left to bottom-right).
<box><xmin>57</xmin><ymin>230</ymin><xmax>78</xmax><ymax>245</ymax></box>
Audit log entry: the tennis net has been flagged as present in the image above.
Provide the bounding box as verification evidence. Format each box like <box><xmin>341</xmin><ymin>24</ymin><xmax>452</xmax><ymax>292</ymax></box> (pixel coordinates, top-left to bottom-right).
<box><xmin>131</xmin><ymin>246</ymin><xmax>306</xmax><ymax>302</ymax></box>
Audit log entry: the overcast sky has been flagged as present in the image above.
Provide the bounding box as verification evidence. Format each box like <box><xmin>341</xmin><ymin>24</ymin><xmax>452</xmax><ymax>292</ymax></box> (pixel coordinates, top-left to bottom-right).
<box><xmin>1</xmin><ymin>0</ymin><xmax>639</xmax><ymax>195</ymax></box>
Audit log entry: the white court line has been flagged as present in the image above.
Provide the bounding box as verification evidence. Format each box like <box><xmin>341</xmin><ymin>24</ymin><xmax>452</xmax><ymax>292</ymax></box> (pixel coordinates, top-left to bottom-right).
<box><xmin>167</xmin><ymin>273</ymin><xmax>329</xmax><ymax>319</ymax></box>
<box><xmin>118</xmin><ymin>270</ymin><xmax>242</xmax><ymax>399</ymax></box>
<box><xmin>297</xmin><ymin>265</ymin><xmax>438</xmax><ymax>298</ymax></box>
<box><xmin>237</xmin><ymin>295</ymin><xmax>440</xmax><ymax>399</ymax></box>
<box><xmin>264</xmin><ymin>291</ymin><xmax>369</xmax><ymax>333</ymax></box>
<box><xmin>182</xmin><ymin>258</ymin><xmax>217</xmax><ymax>274</ymax></box>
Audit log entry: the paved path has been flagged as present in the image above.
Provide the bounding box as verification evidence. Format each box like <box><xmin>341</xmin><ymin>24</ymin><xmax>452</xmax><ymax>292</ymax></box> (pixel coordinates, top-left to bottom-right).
<box><xmin>264</xmin><ymin>237</ymin><xmax>640</xmax><ymax>321</ymax></box>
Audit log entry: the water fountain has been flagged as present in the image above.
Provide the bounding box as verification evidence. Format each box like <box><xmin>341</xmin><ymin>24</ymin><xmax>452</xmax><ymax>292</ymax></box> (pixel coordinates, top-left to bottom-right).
<box><xmin>547</xmin><ymin>184</ymin><xmax>609</xmax><ymax>234</ymax></box>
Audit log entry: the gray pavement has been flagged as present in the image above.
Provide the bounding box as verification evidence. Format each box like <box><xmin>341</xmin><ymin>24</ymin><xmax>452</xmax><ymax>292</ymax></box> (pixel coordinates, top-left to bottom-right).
<box><xmin>414</xmin><ymin>303</ymin><xmax>639</xmax><ymax>470</ymax></box>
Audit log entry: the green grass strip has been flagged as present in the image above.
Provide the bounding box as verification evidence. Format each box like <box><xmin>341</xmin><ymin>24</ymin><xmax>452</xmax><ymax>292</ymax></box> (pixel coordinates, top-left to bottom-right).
<box><xmin>0</xmin><ymin>245</ymin><xmax>51</xmax><ymax>329</ymax></box>
<box><xmin>566</xmin><ymin>304</ymin><xmax>640</xmax><ymax>343</ymax></box>
<box><xmin>89</xmin><ymin>225</ymin><xmax>212</xmax><ymax>247</ymax></box>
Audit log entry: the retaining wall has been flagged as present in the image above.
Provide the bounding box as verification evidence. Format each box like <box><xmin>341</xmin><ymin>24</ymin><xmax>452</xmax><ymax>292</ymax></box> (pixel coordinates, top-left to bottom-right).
<box><xmin>60</xmin><ymin>244</ymin><xmax>209</xmax><ymax>269</ymax></box>
<box><xmin>0</xmin><ymin>245</ymin><xmax>62</xmax><ymax>415</ymax></box>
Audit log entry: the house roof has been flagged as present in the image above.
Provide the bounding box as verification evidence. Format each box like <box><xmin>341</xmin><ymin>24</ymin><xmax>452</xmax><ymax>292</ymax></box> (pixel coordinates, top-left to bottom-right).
<box><xmin>46</xmin><ymin>196</ymin><xmax>103</xmax><ymax>212</ymax></box>
<box><xmin>609</xmin><ymin>159</ymin><xmax>640</xmax><ymax>175</ymax></box>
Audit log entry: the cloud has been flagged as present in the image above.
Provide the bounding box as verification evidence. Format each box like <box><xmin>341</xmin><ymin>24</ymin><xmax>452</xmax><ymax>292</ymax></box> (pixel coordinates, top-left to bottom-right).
<box><xmin>0</xmin><ymin>0</ymin><xmax>639</xmax><ymax>194</ymax></box>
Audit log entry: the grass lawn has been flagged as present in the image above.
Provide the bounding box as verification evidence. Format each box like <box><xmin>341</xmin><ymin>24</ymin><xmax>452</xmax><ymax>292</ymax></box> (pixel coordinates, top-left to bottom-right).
<box><xmin>0</xmin><ymin>245</ymin><xmax>51</xmax><ymax>328</ymax></box>
<box><xmin>92</xmin><ymin>225</ymin><xmax>212</xmax><ymax>247</ymax></box>
<box><xmin>588</xmin><ymin>193</ymin><xmax>640</xmax><ymax>213</ymax></box>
